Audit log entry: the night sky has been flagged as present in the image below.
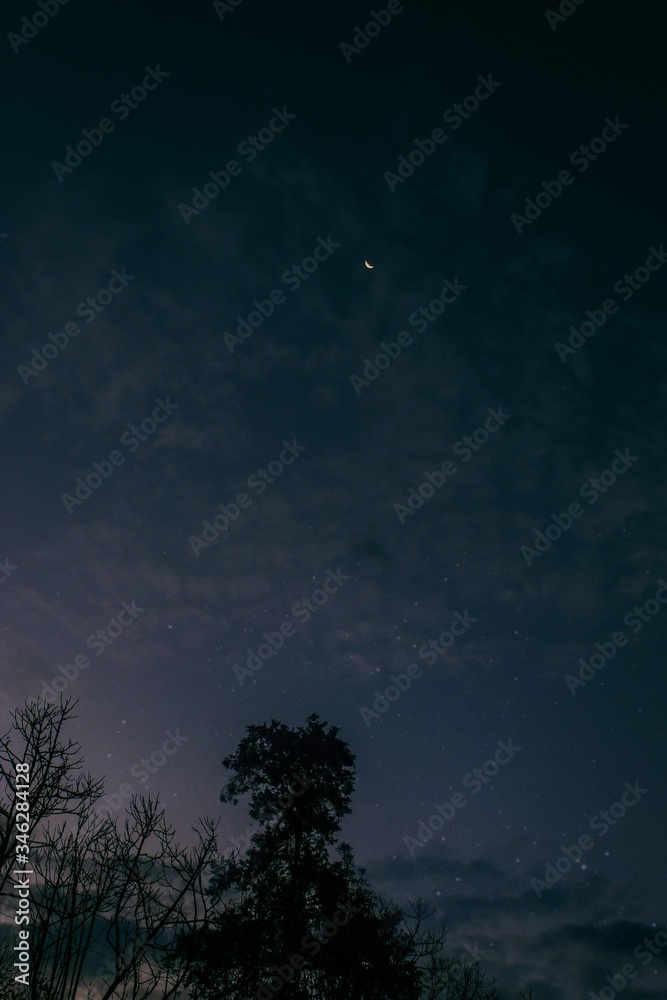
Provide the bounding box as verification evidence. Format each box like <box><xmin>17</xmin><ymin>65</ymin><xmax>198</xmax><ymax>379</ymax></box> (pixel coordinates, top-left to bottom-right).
<box><xmin>1</xmin><ymin>1</ymin><xmax>666</xmax><ymax>997</ymax></box>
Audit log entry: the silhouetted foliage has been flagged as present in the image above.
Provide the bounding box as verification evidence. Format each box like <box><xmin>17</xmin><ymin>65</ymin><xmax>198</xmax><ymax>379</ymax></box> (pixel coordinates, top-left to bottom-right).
<box><xmin>175</xmin><ymin>714</ymin><xmax>532</xmax><ymax>1000</ymax></box>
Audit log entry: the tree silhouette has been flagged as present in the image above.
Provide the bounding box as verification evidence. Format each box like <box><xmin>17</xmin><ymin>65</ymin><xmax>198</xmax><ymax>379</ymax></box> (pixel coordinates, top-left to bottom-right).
<box><xmin>0</xmin><ymin>698</ymin><xmax>220</xmax><ymax>1000</ymax></box>
<box><xmin>175</xmin><ymin>714</ymin><xmax>532</xmax><ymax>1000</ymax></box>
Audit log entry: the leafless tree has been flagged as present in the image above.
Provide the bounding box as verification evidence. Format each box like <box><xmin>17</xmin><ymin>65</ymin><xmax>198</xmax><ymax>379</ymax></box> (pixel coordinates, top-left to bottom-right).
<box><xmin>0</xmin><ymin>698</ymin><xmax>220</xmax><ymax>1000</ymax></box>
<box><xmin>0</xmin><ymin>698</ymin><xmax>104</xmax><ymax>896</ymax></box>
<box><xmin>397</xmin><ymin>898</ymin><xmax>533</xmax><ymax>1000</ymax></box>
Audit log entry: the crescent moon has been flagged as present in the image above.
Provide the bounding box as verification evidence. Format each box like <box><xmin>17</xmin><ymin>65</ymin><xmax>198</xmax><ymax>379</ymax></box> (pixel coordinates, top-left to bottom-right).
<box><xmin>364</xmin><ymin>260</ymin><xmax>374</xmax><ymax>269</ymax></box>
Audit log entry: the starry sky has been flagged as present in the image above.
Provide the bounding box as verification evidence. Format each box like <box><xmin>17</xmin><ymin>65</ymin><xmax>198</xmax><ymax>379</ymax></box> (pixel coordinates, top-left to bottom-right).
<box><xmin>1</xmin><ymin>1</ymin><xmax>666</xmax><ymax>997</ymax></box>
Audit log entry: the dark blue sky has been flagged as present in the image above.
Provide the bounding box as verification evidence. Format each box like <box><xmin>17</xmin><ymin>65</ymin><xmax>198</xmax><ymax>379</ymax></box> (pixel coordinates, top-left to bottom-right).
<box><xmin>1</xmin><ymin>1</ymin><xmax>666</xmax><ymax>997</ymax></box>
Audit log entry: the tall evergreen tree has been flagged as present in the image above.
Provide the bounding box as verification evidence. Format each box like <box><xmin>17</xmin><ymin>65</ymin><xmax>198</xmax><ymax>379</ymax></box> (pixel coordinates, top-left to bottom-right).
<box><xmin>175</xmin><ymin>714</ymin><xmax>531</xmax><ymax>1000</ymax></box>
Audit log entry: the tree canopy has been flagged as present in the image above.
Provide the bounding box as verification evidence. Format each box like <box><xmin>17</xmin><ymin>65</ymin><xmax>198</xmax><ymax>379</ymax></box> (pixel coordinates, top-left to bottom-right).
<box><xmin>176</xmin><ymin>714</ymin><xmax>532</xmax><ymax>1000</ymax></box>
